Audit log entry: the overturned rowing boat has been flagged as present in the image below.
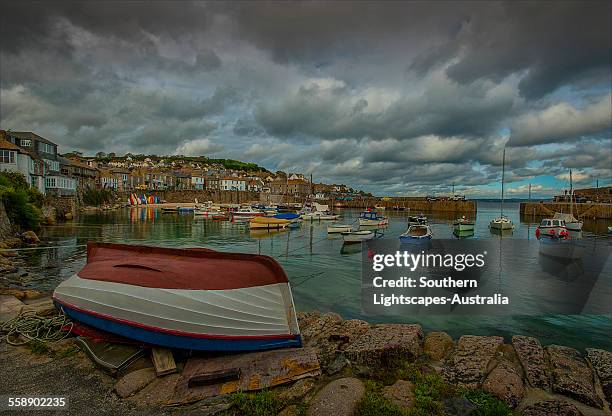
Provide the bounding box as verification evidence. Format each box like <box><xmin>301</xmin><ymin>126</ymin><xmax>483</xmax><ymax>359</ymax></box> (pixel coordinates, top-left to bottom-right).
<box><xmin>52</xmin><ymin>243</ymin><xmax>301</xmax><ymax>351</ymax></box>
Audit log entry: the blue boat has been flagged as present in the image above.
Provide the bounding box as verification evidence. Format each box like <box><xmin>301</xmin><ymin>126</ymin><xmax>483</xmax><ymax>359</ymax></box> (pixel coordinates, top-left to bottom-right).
<box><xmin>399</xmin><ymin>225</ymin><xmax>433</xmax><ymax>243</ymax></box>
<box><xmin>274</xmin><ymin>213</ymin><xmax>300</xmax><ymax>220</ymax></box>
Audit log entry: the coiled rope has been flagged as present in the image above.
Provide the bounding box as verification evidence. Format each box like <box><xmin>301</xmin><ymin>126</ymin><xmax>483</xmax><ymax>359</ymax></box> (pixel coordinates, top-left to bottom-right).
<box><xmin>0</xmin><ymin>310</ymin><xmax>73</xmax><ymax>346</ymax></box>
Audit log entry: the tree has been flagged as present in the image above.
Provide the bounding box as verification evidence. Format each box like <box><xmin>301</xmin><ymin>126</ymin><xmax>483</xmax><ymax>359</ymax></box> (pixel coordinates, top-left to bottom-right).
<box><xmin>95</xmin><ymin>151</ymin><xmax>106</xmax><ymax>159</ymax></box>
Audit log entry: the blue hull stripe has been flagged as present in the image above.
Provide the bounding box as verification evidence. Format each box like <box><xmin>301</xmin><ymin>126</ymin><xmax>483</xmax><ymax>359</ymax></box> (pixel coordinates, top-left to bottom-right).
<box><xmin>57</xmin><ymin>303</ymin><xmax>302</xmax><ymax>351</ymax></box>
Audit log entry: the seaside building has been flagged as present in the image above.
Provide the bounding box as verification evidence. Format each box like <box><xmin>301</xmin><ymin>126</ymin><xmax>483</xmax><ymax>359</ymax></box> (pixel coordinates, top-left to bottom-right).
<box><xmin>220</xmin><ymin>177</ymin><xmax>246</xmax><ymax>191</ymax></box>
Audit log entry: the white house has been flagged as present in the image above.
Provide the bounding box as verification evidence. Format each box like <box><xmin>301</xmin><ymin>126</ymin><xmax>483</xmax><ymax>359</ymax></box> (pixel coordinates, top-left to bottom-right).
<box><xmin>191</xmin><ymin>173</ymin><xmax>206</xmax><ymax>190</ymax></box>
<box><xmin>0</xmin><ymin>137</ymin><xmax>46</xmax><ymax>194</ymax></box>
<box><xmin>220</xmin><ymin>177</ymin><xmax>246</xmax><ymax>191</ymax></box>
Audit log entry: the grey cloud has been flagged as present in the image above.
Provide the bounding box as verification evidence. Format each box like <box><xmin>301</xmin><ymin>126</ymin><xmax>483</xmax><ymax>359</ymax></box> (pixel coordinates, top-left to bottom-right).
<box><xmin>508</xmin><ymin>95</ymin><xmax>611</xmax><ymax>147</ymax></box>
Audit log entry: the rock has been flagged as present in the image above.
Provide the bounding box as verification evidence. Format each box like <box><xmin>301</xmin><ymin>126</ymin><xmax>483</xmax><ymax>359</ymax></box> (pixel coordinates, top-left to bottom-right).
<box><xmin>307</xmin><ymin>377</ymin><xmax>365</xmax><ymax>416</ymax></box>
<box><xmin>512</xmin><ymin>335</ymin><xmax>550</xmax><ymax>390</ymax></box>
<box><xmin>279</xmin><ymin>405</ymin><xmax>301</xmax><ymax>416</ymax></box>
<box><xmin>129</xmin><ymin>373</ymin><xmax>180</xmax><ymax>406</ymax></box>
<box><xmin>0</xmin><ymin>294</ymin><xmax>24</xmax><ymax>321</ymax></box>
<box><xmin>382</xmin><ymin>380</ymin><xmax>415</xmax><ymax>411</ymax></box>
<box><xmin>115</xmin><ymin>368</ymin><xmax>157</xmax><ymax>398</ymax></box>
<box><xmin>327</xmin><ymin>354</ymin><xmax>349</xmax><ymax>375</ymax></box>
<box><xmin>3</xmin><ymin>238</ymin><xmax>23</xmax><ymax>248</ymax></box>
<box><xmin>344</xmin><ymin>324</ymin><xmax>423</xmax><ymax>367</ymax></box>
<box><xmin>352</xmin><ymin>364</ymin><xmax>372</xmax><ymax>378</ymax></box>
<box><xmin>300</xmin><ymin>313</ymin><xmax>370</xmax><ymax>369</ymax></box>
<box><xmin>444</xmin><ymin>396</ymin><xmax>477</xmax><ymax>416</ymax></box>
<box><xmin>482</xmin><ymin>362</ymin><xmax>524</xmax><ymax>408</ymax></box>
<box><xmin>64</xmin><ymin>212</ymin><xmax>73</xmax><ymax>220</ymax></box>
<box><xmin>443</xmin><ymin>335</ymin><xmax>503</xmax><ymax>389</ymax></box>
<box><xmin>277</xmin><ymin>378</ymin><xmax>316</xmax><ymax>402</ymax></box>
<box><xmin>522</xmin><ymin>399</ymin><xmax>584</xmax><ymax>416</ymax></box>
<box><xmin>22</xmin><ymin>298</ymin><xmax>56</xmax><ymax>316</ymax></box>
<box><xmin>47</xmin><ymin>337</ymin><xmax>77</xmax><ymax>355</ymax></box>
<box><xmin>0</xmin><ymin>289</ymin><xmax>45</xmax><ymax>301</ymax></box>
<box><xmin>424</xmin><ymin>331</ymin><xmax>455</xmax><ymax>361</ymax></box>
<box><xmin>586</xmin><ymin>348</ymin><xmax>612</xmax><ymax>403</ymax></box>
<box><xmin>547</xmin><ymin>345</ymin><xmax>603</xmax><ymax>409</ymax></box>
<box><xmin>20</xmin><ymin>231</ymin><xmax>40</xmax><ymax>245</ymax></box>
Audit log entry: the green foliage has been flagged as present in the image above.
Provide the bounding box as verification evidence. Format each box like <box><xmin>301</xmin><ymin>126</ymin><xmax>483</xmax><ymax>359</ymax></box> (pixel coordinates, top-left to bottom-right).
<box><xmin>461</xmin><ymin>389</ymin><xmax>520</xmax><ymax>416</ymax></box>
<box><xmin>357</xmin><ymin>380</ymin><xmax>406</xmax><ymax>416</ymax></box>
<box><xmin>0</xmin><ymin>171</ymin><xmax>42</xmax><ymax>230</ymax></box>
<box><xmin>219</xmin><ymin>390</ymin><xmax>284</xmax><ymax>416</ymax></box>
<box><xmin>82</xmin><ymin>188</ymin><xmax>115</xmax><ymax>206</ymax></box>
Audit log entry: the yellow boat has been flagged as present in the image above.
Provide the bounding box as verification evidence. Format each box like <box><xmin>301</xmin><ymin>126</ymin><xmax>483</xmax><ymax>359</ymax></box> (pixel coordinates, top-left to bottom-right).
<box><xmin>249</xmin><ymin>216</ymin><xmax>291</xmax><ymax>229</ymax></box>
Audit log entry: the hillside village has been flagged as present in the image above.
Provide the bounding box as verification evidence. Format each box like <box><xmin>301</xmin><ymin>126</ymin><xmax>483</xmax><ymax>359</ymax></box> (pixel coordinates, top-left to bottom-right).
<box><xmin>0</xmin><ymin>130</ymin><xmax>370</xmax><ymax>201</ymax></box>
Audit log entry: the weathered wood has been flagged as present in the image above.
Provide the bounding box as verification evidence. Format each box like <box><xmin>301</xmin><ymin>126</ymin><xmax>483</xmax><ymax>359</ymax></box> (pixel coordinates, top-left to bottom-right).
<box><xmin>151</xmin><ymin>347</ymin><xmax>177</xmax><ymax>376</ymax></box>
<box><xmin>188</xmin><ymin>368</ymin><xmax>241</xmax><ymax>388</ymax></box>
<box><xmin>171</xmin><ymin>347</ymin><xmax>321</xmax><ymax>404</ymax></box>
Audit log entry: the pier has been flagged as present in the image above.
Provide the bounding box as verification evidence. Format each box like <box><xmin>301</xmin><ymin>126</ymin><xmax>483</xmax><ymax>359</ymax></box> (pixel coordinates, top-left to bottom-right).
<box><xmin>520</xmin><ymin>202</ymin><xmax>612</xmax><ymax>219</ymax></box>
<box><xmin>330</xmin><ymin>197</ymin><xmax>477</xmax><ymax>213</ymax></box>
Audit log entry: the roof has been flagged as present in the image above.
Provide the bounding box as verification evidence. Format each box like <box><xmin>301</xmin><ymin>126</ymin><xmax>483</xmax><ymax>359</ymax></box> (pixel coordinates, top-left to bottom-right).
<box><xmin>8</xmin><ymin>131</ymin><xmax>57</xmax><ymax>146</ymax></box>
<box><xmin>0</xmin><ymin>139</ymin><xmax>22</xmax><ymax>151</ymax></box>
<box><xmin>68</xmin><ymin>158</ymin><xmax>98</xmax><ymax>171</ymax></box>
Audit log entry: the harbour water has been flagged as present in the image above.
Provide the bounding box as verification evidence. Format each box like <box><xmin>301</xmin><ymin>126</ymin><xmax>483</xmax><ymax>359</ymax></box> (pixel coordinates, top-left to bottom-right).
<box><xmin>21</xmin><ymin>201</ymin><xmax>612</xmax><ymax>350</ymax></box>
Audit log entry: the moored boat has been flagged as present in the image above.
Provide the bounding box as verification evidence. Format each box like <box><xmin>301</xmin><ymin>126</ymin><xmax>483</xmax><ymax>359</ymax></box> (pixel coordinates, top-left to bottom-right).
<box><xmin>342</xmin><ymin>230</ymin><xmax>375</xmax><ymax>243</ymax></box>
<box><xmin>489</xmin><ymin>216</ymin><xmax>514</xmax><ymax>230</ymax></box>
<box><xmin>249</xmin><ymin>216</ymin><xmax>291</xmax><ymax>229</ymax></box>
<box><xmin>399</xmin><ymin>225</ymin><xmax>432</xmax><ymax>242</ymax></box>
<box><xmin>553</xmin><ymin>212</ymin><xmax>583</xmax><ymax>232</ymax></box>
<box><xmin>536</xmin><ymin>218</ymin><xmax>568</xmax><ymax>239</ymax></box>
<box><xmin>407</xmin><ymin>214</ymin><xmax>428</xmax><ymax>226</ymax></box>
<box><xmin>327</xmin><ymin>224</ymin><xmax>353</xmax><ymax>233</ymax></box>
<box><xmin>453</xmin><ymin>216</ymin><xmax>474</xmax><ymax>232</ymax></box>
<box><xmin>52</xmin><ymin>243</ymin><xmax>302</xmax><ymax>351</ymax></box>
<box><xmin>374</xmin><ymin>204</ymin><xmax>386</xmax><ymax>211</ymax></box>
<box><xmin>358</xmin><ymin>211</ymin><xmax>388</xmax><ymax>226</ymax></box>
<box><xmin>231</xmin><ymin>206</ymin><xmax>264</xmax><ymax>218</ymax></box>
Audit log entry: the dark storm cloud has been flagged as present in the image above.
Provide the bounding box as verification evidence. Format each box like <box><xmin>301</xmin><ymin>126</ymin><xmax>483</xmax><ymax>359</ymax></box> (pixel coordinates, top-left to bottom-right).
<box><xmin>0</xmin><ymin>1</ymin><xmax>610</xmax><ymax>195</ymax></box>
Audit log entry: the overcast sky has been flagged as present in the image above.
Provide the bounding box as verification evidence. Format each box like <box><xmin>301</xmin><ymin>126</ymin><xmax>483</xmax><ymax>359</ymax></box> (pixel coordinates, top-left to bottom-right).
<box><xmin>1</xmin><ymin>1</ymin><xmax>610</xmax><ymax>197</ymax></box>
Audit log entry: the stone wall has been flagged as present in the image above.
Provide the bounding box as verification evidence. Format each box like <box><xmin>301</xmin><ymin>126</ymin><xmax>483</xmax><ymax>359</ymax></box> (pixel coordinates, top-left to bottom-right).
<box><xmin>41</xmin><ymin>196</ymin><xmax>78</xmax><ymax>223</ymax></box>
<box><xmin>520</xmin><ymin>202</ymin><xmax>612</xmax><ymax>219</ymax></box>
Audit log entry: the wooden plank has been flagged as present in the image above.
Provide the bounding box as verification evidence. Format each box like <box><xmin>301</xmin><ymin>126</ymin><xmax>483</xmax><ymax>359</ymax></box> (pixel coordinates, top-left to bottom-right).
<box><xmin>188</xmin><ymin>368</ymin><xmax>241</xmax><ymax>388</ymax></box>
<box><xmin>151</xmin><ymin>347</ymin><xmax>177</xmax><ymax>376</ymax></box>
<box><xmin>171</xmin><ymin>347</ymin><xmax>321</xmax><ymax>405</ymax></box>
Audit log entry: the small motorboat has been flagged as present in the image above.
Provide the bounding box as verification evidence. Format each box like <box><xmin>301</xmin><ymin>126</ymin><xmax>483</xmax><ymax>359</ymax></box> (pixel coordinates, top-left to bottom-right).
<box><xmin>53</xmin><ymin>243</ymin><xmax>301</xmax><ymax>351</ymax></box>
<box><xmin>399</xmin><ymin>225</ymin><xmax>432</xmax><ymax>242</ymax></box>
<box><xmin>453</xmin><ymin>216</ymin><xmax>474</xmax><ymax>232</ymax></box>
<box><xmin>342</xmin><ymin>230</ymin><xmax>375</xmax><ymax>244</ymax></box>
<box><xmin>407</xmin><ymin>214</ymin><xmax>428</xmax><ymax>226</ymax></box>
<box><xmin>161</xmin><ymin>207</ymin><xmax>178</xmax><ymax>213</ymax></box>
<box><xmin>358</xmin><ymin>211</ymin><xmax>388</xmax><ymax>226</ymax></box>
<box><xmin>374</xmin><ymin>204</ymin><xmax>386</xmax><ymax>211</ymax></box>
<box><xmin>273</xmin><ymin>213</ymin><xmax>300</xmax><ymax>220</ymax></box>
<box><xmin>327</xmin><ymin>224</ymin><xmax>353</xmax><ymax>233</ymax></box>
<box><xmin>231</xmin><ymin>206</ymin><xmax>264</xmax><ymax>218</ymax></box>
<box><xmin>489</xmin><ymin>216</ymin><xmax>514</xmax><ymax>230</ymax></box>
<box><xmin>249</xmin><ymin>216</ymin><xmax>291</xmax><ymax>229</ymax></box>
<box><xmin>536</xmin><ymin>218</ymin><xmax>568</xmax><ymax>239</ymax></box>
<box><xmin>194</xmin><ymin>202</ymin><xmax>222</xmax><ymax>217</ymax></box>
<box><xmin>608</xmin><ymin>226</ymin><xmax>612</xmax><ymax>234</ymax></box>
<box><xmin>300</xmin><ymin>202</ymin><xmax>340</xmax><ymax>221</ymax></box>
<box><xmin>177</xmin><ymin>207</ymin><xmax>195</xmax><ymax>213</ymax></box>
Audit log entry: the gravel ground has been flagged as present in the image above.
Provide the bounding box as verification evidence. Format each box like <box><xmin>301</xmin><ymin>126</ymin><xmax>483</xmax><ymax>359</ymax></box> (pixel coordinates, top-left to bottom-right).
<box><xmin>0</xmin><ymin>343</ymin><xmax>169</xmax><ymax>416</ymax></box>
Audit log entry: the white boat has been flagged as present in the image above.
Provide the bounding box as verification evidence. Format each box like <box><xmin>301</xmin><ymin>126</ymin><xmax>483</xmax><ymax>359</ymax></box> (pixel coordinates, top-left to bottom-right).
<box><xmin>453</xmin><ymin>216</ymin><xmax>474</xmax><ymax>232</ymax></box>
<box><xmin>374</xmin><ymin>204</ymin><xmax>386</xmax><ymax>211</ymax></box>
<box><xmin>536</xmin><ymin>218</ymin><xmax>568</xmax><ymax>239</ymax></box>
<box><xmin>490</xmin><ymin>216</ymin><xmax>514</xmax><ymax>230</ymax></box>
<box><xmin>358</xmin><ymin>211</ymin><xmax>389</xmax><ymax>226</ymax></box>
<box><xmin>327</xmin><ymin>224</ymin><xmax>353</xmax><ymax>233</ymax></box>
<box><xmin>194</xmin><ymin>202</ymin><xmax>222</xmax><ymax>217</ymax></box>
<box><xmin>399</xmin><ymin>225</ymin><xmax>432</xmax><ymax>242</ymax></box>
<box><xmin>342</xmin><ymin>230</ymin><xmax>375</xmax><ymax>243</ymax></box>
<box><xmin>608</xmin><ymin>226</ymin><xmax>612</xmax><ymax>234</ymax></box>
<box><xmin>490</xmin><ymin>147</ymin><xmax>514</xmax><ymax>232</ymax></box>
<box><xmin>554</xmin><ymin>170</ymin><xmax>583</xmax><ymax>231</ymax></box>
<box><xmin>301</xmin><ymin>212</ymin><xmax>340</xmax><ymax>221</ymax></box>
<box><xmin>52</xmin><ymin>243</ymin><xmax>301</xmax><ymax>351</ymax></box>
<box><xmin>231</xmin><ymin>206</ymin><xmax>264</xmax><ymax>218</ymax></box>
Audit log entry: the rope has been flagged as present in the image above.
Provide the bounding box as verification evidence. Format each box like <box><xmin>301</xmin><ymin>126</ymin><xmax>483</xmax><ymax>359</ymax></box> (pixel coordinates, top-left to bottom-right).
<box><xmin>0</xmin><ymin>310</ymin><xmax>73</xmax><ymax>346</ymax></box>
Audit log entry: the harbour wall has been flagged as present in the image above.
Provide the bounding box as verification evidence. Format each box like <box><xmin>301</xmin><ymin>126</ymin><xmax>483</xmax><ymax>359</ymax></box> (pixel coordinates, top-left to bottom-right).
<box><xmin>520</xmin><ymin>202</ymin><xmax>612</xmax><ymax>219</ymax></box>
<box><xmin>120</xmin><ymin>190</ymin><xmax>261</xmax><ymax>205</ymax></box>
<box><xmin>331</xmin><ymin>197</ymin><xmax>477</xmax><ymax>212</ymax></box>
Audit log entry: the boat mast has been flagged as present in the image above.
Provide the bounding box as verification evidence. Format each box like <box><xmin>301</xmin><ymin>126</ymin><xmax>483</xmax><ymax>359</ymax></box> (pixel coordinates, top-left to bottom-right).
<box><xmin>569</xmin><ymin>169</ymin><xmax>573</xmax><ymax>216</ymax></box>
<box><xmin>500</xmin><ymin>147</ymin><xmax>505</xmax><ymax>217</ymax></box>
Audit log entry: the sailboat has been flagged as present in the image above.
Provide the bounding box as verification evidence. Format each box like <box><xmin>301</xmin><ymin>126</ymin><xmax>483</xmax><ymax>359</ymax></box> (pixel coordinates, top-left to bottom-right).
<box><xmin>490</xmin><ymin>147</ymin><xmax>514</xmax><ymax>231</ymax></box>
<box><xmin>553</xmin><ymin>170</ymin><xmax>583</xmax><ymax>231</ymax></box>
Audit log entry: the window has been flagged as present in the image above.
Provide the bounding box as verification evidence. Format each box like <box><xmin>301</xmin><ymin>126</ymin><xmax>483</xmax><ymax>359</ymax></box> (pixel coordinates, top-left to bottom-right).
<box><xmin>38</xmin><ymin>142</ymin><xmax>55</xmax><ymax>154</ymax></box>
<box><xmin>20</xmin><ymin>139</ymin><xmax>32</xmax><ymax>147</ymax></box>
<box><xmin>0</xmin><ymin>150</ymin><xmax>16</xmax><ymax>164</ymax></box>
<box><xmin>44</xmin><ymin>159</ymin><xmax>60</xmax><ymax>171</ymax></box>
